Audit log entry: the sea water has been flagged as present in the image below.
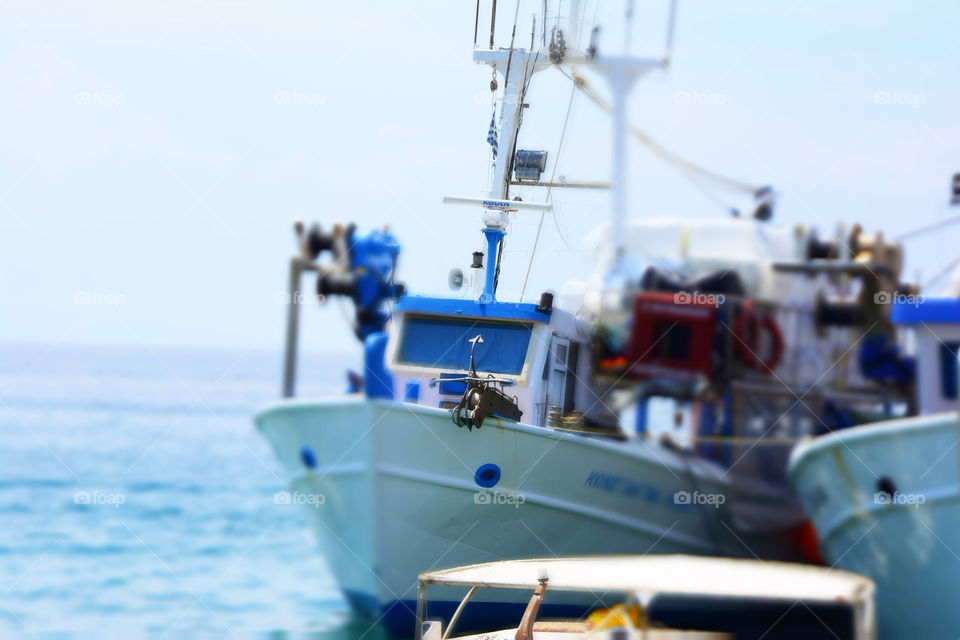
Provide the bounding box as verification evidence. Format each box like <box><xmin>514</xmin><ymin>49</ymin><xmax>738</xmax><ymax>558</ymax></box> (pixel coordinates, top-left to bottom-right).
<box><xmin>0</xmin><ymin>343</ymin><xmax>397</xmax><ymax>638</ymax></box>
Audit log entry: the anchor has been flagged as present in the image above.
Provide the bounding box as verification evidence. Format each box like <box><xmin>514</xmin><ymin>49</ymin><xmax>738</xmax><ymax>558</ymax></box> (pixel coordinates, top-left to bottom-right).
<box><xmin>443</xmin><ymin>335</ymin><xmax>523</xmax><ymax>430</ymax></box>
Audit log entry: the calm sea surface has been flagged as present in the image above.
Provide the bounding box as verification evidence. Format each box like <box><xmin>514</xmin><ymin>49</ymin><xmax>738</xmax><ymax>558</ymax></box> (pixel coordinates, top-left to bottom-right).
<box><xmin>0</xmin><ymin>342</ymin><xmax>398</xmax><ymax>638</ymax></box>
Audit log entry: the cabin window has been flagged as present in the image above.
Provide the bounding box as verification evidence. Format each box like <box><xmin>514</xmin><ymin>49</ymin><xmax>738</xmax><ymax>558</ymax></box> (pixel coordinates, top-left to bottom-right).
<box><xmin>548</xmin><ymin>339</ymin><xmax>569</xmax><ymax>409</ymax></box>
<box><xmin>939</xmin><ymin>342</ymin><xmax>960</xmax><ymax>400</ymax></box>
<box><xmin>397</xmin><ymin>315</ymin><xmax>533</xmax><ymax>375</ymax></box>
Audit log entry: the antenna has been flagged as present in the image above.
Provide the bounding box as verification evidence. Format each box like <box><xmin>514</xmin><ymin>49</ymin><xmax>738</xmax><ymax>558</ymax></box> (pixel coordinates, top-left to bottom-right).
<box><xmin>664</xmin><ymin>0</ymin><xmax>679</xmax><ymax>64</ymax></box>
<box><xmin>474</xmin><ymin>0</ymin><xmax>481</xmax><ymax>46</ymax></box>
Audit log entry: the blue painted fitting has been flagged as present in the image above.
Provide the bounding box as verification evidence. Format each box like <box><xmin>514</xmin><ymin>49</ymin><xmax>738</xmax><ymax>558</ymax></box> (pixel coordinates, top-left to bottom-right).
<box><xmin>635</xmin><ymin>397</ymin><xmax>648</xmax><ymax>434</ymax></box>
<box><xmin>300</xmin><ymin>445</ymin><xmax>317</xmax><ymax>470</ymax></box>
<box><xmin>474</xmin><ymin>463</ymin><xmax>501</xmax><ymax>488</ymax></box>
<box><xmin>479</xmin><ymin>228</ymin><xmax>504</xmax><ymax>303</ymax></box>
<box><xmin>364</xmin><ymin>331</ymin><xmax>394</xmax><ymax>399</ymax></box>
<box><xmin>404</xmin><ymin>381</ymin><xmax>420</xmax><ymax>402</ymax></box>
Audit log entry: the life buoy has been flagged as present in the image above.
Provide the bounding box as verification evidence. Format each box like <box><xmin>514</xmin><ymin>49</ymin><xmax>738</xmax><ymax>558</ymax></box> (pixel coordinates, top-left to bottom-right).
<box><xmin>734</xmin><ymin>302</ymin><xmax>784</xmax><ymax>374</ymax></box>
<box><xmin>756</xmin><ymin>315</ymin><xmax>785</xmax><ymax>373</ymax></box>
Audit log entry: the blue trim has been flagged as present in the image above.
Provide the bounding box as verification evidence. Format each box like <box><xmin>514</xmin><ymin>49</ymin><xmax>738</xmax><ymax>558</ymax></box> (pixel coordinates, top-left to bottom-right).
<box><xmin>343</xmin><ymin>590</ymin><xmax>380</xmax><ymax>620</ymax></box>
<box><xmin>939</xmin><ymin>341</ymin><xmax>960</xmax><ymax>400</ymax></box>
<box><xmin>395</xmin><ymin>296</ymin><xmax>551</xmax><ymax>323</ymax></box>
<box><xmin>474</xmin><ymin>463</ymin><xmax>501</xmax><ymax>488</ymax></box>
<box><xmin>364</xmin><ymin>332</ymin><xmax>394</xmax><ymax>399</ymax></box>
<box><xmin>480</xmin><ymin>228</ymin><xmax>504</xmax><ymax>303</ymax></box>
<box><xmin>892</xmin><ymin>297</ymin><xmax>960</xmax><ymax>324</ymax></box>
<box><xmin>635</xmin><ymin>397</ymin><xmax>648</xmax><ymax>434</ymax></box>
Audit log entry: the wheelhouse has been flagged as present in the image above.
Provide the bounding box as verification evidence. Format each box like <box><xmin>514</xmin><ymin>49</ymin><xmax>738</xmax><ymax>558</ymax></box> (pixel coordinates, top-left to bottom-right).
<box><xmin>892</xmin><ymin>297</ymin><xmax>960</xmax><ymax>414</ymax></box>
<box><xmin>388</xmin><ymin>296</ymin><xmax>592</xmax><ymax>427</ymax></box>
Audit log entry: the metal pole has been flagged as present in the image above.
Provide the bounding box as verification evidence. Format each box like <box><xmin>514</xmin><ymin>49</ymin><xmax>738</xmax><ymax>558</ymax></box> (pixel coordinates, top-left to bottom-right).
<box><xmin>489</xmin><ymin>0</ymin><xmax>497</xmax><ymax>49</ymax></box>
<box><xmin>441</xmin><ymin>585</ymin><xmax>480</xmax><ymax>640</ymax></box>
<box><xmin>416</xmin><ymin>581</ymin><xmax>426</xmax><ymax>640</ymax></box>
<box><xmin>611</xmin><ymin>62</ymin><xmax>628</xmax><ymax>273</ymax></box>
<box><xmin>473</xmin><ymin>0</ymin><xmax>480</xmax><ymax>46</ymax></box>
<box><xmin>282</xmin><ymin>258</ymin><xmax>303</xmax><ymax>398</ymax></box>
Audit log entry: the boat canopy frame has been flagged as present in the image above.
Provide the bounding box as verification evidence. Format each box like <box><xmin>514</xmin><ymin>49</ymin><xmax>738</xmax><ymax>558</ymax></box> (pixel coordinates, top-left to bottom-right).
<box><xmin>416</xmin><ymin>555</ymin><xmax>876</xmax><ymax>640</ymax></box>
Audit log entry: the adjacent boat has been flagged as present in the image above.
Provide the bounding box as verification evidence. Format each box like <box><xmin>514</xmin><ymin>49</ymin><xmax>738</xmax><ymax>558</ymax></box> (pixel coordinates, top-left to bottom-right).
<box><xmin>255</xmin><ymin>3</ymin><xmax>925</xmax><ymax>635</ymax></box>
<box><xmin>789</xmin><ymin>297</ymin><xmax>960</xmax><ymax>639</ymax></box>
<box><xmin>416</xmin><ymin>555</ymin><xmax>876</xmax><ymax>639</ymax></box>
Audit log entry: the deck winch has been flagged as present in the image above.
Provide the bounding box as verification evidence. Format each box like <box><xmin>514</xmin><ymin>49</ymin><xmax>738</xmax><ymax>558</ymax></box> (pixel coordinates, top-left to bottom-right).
<box><xmin>301</xmin><ymin>222</ymin><xmax>405</xmax><ymax>340</ymax></box>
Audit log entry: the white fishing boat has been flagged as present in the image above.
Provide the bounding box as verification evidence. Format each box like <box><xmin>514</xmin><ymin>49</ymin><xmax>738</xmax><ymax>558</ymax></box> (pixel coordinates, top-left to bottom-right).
<box><xmin>789</xmin><ymin>295</ymin><xmax>960</xmax><ymax>638</ymax></box>
<box><xmin>256</xmin><ymin>2</ymin><xmax>919</xmax><ymax>634</ymax></box>
<box><xmin>416</xmin><ymin>556</ymin><xmax>876</xmax><ymax>639</ymax></box>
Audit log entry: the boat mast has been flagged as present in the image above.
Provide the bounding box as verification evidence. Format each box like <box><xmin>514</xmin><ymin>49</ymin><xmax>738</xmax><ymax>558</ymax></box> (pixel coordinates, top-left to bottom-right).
<box><xmin>471</xmin><ymin>1</ymin><xmax>670</xmax><ymax>300</ymax></box>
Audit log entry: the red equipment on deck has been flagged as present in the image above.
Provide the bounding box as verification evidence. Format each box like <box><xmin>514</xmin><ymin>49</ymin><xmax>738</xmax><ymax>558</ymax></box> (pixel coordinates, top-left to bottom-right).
<box><xmin>623</xmin><ymin>292</ymin><xmax>719</xmax><ymax>381</ymax></box>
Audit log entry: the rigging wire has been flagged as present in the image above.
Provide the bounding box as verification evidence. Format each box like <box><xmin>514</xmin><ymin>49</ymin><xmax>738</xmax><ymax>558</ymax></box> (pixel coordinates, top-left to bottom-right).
<box><xmin>895</xmin><ymin>213</ymin><xmax>960</xmax><ymax>242</ymax></box>
<box><xmin>561</xmin><ymin>66</ymin><xmax>763</xmax><ymax>196</ymax></box>
<box><xmin>520</xmin><ymin>79</ymin><xmax>578</xmax><ymax>300</ymax></box>
<box><xmin>498</xmin><ymin>4</ymin><xmax>550</xmax><ymax>297</ymax></box>
<box><xmin>922</xmin><ymin>255</ymin><xmax>960</xmax><ymax>290</ymax></box>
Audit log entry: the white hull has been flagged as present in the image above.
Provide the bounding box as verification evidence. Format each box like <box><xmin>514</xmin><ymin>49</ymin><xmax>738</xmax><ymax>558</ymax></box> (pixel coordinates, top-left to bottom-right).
<box><xmin>789</xmin><ymin>413</ymin><xmax>960</xmax><ymax>639</ymax></box>
<box><xmin>257</xmin><ymin>396</ymin><xmax>806</xmax><ymax>633</ymax></box>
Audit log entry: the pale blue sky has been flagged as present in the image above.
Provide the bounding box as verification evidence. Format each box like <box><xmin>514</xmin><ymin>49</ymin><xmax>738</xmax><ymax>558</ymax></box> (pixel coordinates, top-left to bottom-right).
<box><xmin>2</xmin><ymin>0</ymin><xmax>959</xmax><ymax>352</ymax></box>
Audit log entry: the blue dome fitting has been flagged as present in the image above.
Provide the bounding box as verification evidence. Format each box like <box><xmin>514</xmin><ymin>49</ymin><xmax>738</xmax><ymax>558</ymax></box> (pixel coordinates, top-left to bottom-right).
<box><xmin>474</xmin><ymin>463</ymin><xmax>501</xmax><ymax>488</ymax></box>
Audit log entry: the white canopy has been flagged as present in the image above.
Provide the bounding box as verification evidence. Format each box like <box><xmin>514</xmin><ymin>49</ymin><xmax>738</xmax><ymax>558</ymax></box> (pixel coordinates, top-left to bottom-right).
<box><xmin>419</xmin><ymin>555</ymin><xmax>873</xmax><ymax>605</ymax></box>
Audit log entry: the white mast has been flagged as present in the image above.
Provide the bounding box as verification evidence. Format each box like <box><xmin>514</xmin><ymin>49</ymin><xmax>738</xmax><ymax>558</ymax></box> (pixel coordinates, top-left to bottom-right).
<box><xmin>469</xmin><ymin>2</ymin><xmax>670</xmax><ymax>299</ymax></box>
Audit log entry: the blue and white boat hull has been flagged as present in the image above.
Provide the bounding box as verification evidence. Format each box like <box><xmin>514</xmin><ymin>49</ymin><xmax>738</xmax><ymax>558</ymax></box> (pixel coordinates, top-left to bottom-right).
<box><xmin>257</xmin><ymin>396</ymin><xmax>808</xmax><ymax>634</ymax></box>
<box><xmin>789</xmin><ymin>413</ymin><xmax>960</xmax><ymax>639</ymax></box>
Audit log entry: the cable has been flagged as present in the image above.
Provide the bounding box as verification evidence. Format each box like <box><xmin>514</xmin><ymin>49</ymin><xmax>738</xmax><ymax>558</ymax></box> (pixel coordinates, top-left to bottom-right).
<box><xmin>563</xmin><ymin>67</ymin><xmax>763</xmax><ymax>196</ymax></box>
<box><xmin>922</xmin><ymin>255</ymin><xmax>960</xmax><ymax>290</ymax></box>
<box><xmin>896</xmin><ymin>213</ymin><xmax>960</xmax><ymax>242</ymax></box>
<box><xmin>520</xmin><ymin>79</ymin><xmax>578</xmax><ymax>300</ymax></box>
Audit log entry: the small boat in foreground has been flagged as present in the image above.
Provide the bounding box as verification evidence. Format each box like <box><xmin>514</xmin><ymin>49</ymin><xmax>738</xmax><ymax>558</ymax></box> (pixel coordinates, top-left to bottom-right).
<box><xmin>417</xmin><ymin>555</ymin><xmax>875</xmax><ymax>639</ymax></box>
